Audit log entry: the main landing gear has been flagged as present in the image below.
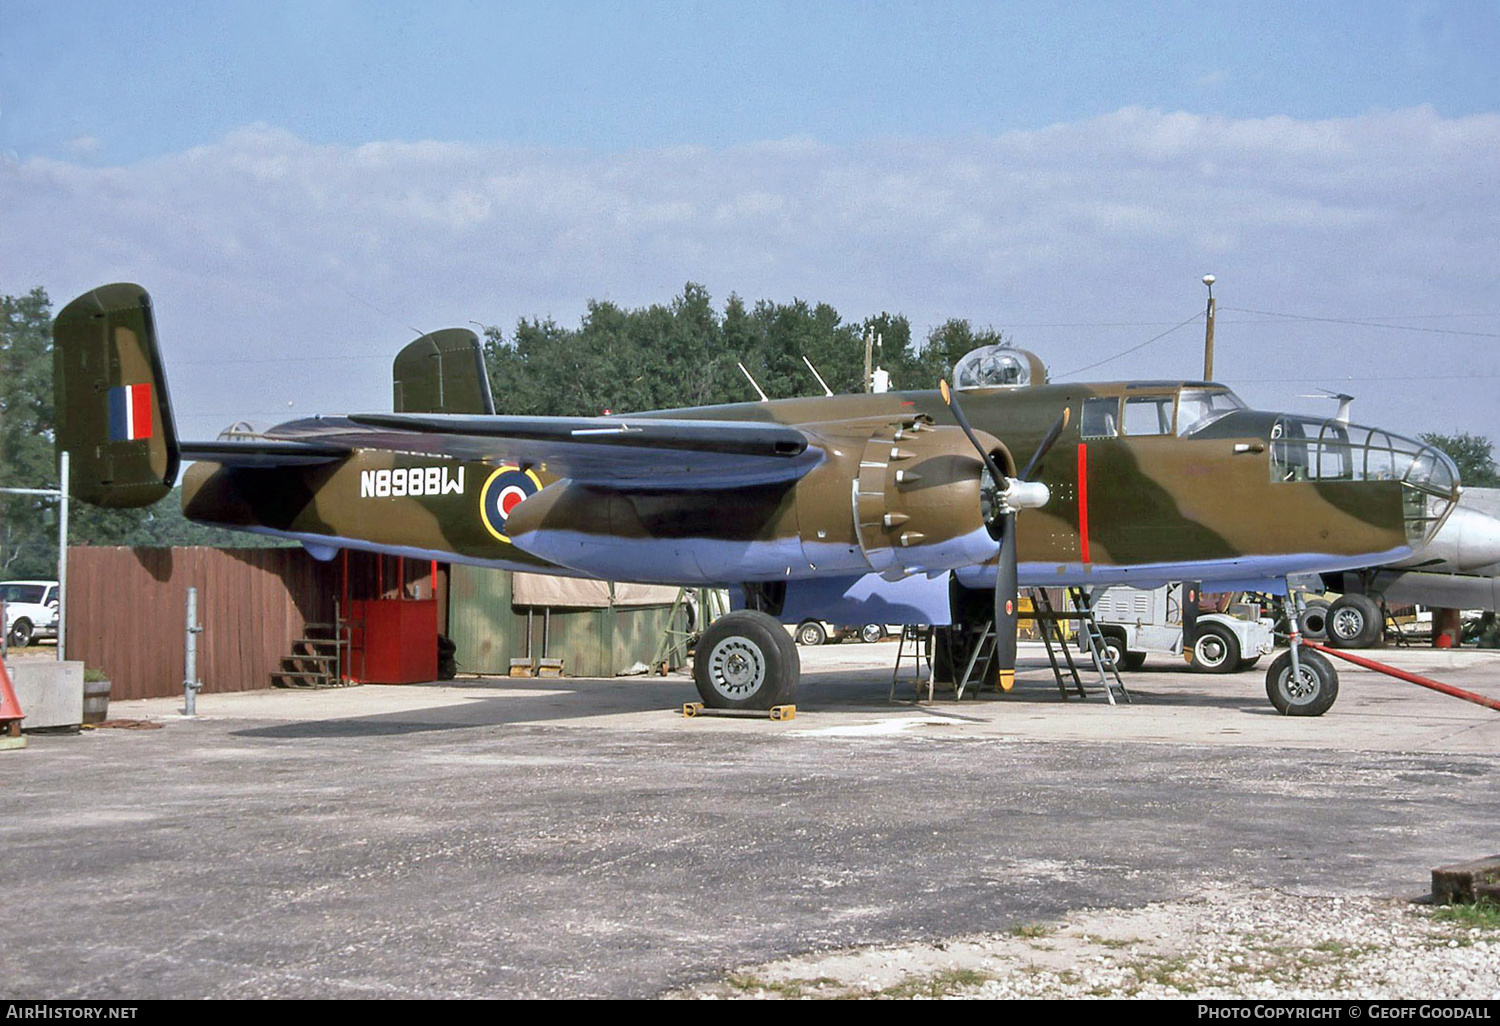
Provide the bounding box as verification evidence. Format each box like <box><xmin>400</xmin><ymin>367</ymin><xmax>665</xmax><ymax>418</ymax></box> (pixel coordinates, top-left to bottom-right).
<box><xmin>692</xmin><ymin>609</ymin><xmax>800</xmax><ymax>711</ymax></box>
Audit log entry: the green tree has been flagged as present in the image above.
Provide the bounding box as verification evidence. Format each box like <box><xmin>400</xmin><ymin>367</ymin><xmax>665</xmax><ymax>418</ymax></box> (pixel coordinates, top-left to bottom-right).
<box><xmin>0</xmin><ymin>288</ymin><xmax>59</xmax><ymax>577</ymax></box>
<box><xmin>1419</xmin><ymin>432</ymin><xmax>1500</xmax><ymax>488</ymax></box>
<box><xmin>482</xmin><ymin>284</ymin><xmax>951</xmax><ymax>414</ymax></box>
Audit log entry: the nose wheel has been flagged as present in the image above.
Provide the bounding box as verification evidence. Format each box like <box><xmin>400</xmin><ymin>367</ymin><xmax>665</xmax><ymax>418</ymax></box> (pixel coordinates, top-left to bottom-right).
<box><xmin>1267</xmin><ymin>588</ymin><xmax>1340</xmax><ymax>715</ymax></box>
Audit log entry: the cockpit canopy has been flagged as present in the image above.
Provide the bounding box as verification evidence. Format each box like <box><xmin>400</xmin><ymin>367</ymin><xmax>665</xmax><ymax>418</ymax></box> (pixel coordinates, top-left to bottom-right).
<box><xmin>951</xmin><ymin>346</ymin><xmax>1047</xmax><ymax>390</ymax></box>
<box><xmin>1269</xmin><ymin>415</ymin><xmax>1460</xmax><ymax>545</ymax></box>
<box><xmin>1080</xmin><ymin>386</ymin><xmax>1247</xmax><ymax>439</ymax></box>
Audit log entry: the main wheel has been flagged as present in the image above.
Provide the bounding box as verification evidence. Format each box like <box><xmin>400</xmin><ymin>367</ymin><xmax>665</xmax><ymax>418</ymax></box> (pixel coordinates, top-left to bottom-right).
<box><xmin>1297</xmin><ymin>599</ymin><xmax>1330</xmax><ymax>641</ymax></box>
<box><xmin>7</xmin><ymin>618</ymin><xmax>33</xmax><ymax>648</ymax></box>
<box><xmin>1265</xmin><ymin>648</ymin><xmax>1339</xmax><ymax>716</ymax></box>
<box><xmin>859</xmin><ymin>623</ymin><xmax>886</xmax><ymax>644</ymax></box>
<box><xmin>1326</xmin><ymin>593</ymin><xmax>1382</xmax><ymax>649</ymax></box>
<box><xmin>695</xmin><ymin>610</ymin><xmax>800</xmax><ymax>710</ymax></box>
<box><xmin>795</xmin><ymin>620</ymin><xmax>827</xmax><ymax>647</ymax></box>
<box><xmin>1190</xmin><ymin>622</ymin><xmax>1241</xmax><ymax>674</ymax></box>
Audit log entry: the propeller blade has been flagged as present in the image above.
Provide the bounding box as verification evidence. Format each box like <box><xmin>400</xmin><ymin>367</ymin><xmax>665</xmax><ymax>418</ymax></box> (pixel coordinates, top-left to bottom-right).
<box><xmin>993</xmin><ymin>512</ymin><xmax>1019</xmax><ymax>692</ymax></box>
<box><xmin>938</xmin><ymin>379</ymin><xmax>1007</xmax><ymax>488</ymax></box>
<box><xmin>1020</xmin><ymin>407</ymin><xmax>1072</xmax><ymax>480</ymax></box>
<box><xmin>1181</xmin><ymin>581</ymin><xmax>1201</xmax><ymax>648</ymax></box>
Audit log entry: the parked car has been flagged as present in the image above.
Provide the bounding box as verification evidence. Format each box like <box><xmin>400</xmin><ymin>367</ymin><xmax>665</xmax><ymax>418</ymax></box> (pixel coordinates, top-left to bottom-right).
<box><xmin>2</xmin><ymin>580</ymin><xmax>60</xmax><ymax>648</ymax></box>
<box><xmin>793</xmin><ymin>620</ymin><xmax>891</xmax><ymax>646</ymax></box>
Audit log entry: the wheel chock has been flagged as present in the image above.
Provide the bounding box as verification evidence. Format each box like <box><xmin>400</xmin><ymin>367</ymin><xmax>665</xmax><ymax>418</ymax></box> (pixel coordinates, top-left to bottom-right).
<box><xmin>680</xmin><ymin>702</ymin><xmax>797</xmax><ymax>721</ymax></box>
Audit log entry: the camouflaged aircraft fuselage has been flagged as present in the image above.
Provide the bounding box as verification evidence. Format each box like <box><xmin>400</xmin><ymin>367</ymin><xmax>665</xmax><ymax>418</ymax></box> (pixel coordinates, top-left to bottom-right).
<box><xmin>179</xmin><ymin>382</ymin><xmax>1453</xmax><ymax>593</ymax></box>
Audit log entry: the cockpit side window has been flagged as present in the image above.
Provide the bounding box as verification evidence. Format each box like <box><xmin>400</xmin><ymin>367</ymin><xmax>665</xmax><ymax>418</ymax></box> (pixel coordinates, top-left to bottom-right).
<box><xmin>1122</xmin><ymin>395</ymin><xmax>1173</xmax><ymax>436</ymax></box>
<box><xmin>1081</xmin><ymin>397</ymin><xmax>1118</xmax><ymax>438</ymax></box>
<box><xmin>1176</xmin><ymin>388</ymin><xmax>1247</xmax><ymax>436</ymax></box>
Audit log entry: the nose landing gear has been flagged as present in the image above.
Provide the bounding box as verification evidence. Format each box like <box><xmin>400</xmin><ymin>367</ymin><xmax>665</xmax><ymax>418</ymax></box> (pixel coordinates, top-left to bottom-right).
<box><xmin>1267</xmin><ymin>586</ymin><xmax>1340</xmax><ymax>716</ymax></box>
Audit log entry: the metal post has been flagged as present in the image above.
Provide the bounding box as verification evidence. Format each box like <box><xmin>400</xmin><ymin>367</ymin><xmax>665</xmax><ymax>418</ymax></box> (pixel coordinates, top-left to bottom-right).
<box><xmin>57</xmin><ymin>451</ymin><xmax>69</xmax><ymax>663</ymax></box>
<box><xmin>184</xmin><ymin>587</ymin><xmax>203</xmax><ymax>716</ymax></box>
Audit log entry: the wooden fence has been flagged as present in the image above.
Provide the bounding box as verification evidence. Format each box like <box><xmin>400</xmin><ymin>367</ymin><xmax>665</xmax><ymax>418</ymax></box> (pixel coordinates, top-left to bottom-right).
<box><xmin>65</xmin><ymin>546</ymin><xmax>337</xmax><ymax>700</ymax></box>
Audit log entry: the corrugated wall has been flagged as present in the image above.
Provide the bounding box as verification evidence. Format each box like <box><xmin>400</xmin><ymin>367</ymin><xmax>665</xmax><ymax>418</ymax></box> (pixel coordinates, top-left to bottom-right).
<box><xmin>65</xmin><ymin>546</ymin><xmax>336</xmax><ymax>700</ymax></box>
<box><xmin>448</xmin><ymin>566</ymin><xmax>688</xmax><ymax>677</ymax></box>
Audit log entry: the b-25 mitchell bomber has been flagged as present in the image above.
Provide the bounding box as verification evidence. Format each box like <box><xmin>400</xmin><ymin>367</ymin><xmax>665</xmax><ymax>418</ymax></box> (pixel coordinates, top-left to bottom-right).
<box><xmin>53</xmin><ymin>284</ymin><xmax>1463</xmax><ymax>716</ymax></box>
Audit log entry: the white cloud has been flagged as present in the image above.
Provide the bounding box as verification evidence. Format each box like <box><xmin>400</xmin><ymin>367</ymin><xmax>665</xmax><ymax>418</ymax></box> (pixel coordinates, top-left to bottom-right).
<box><xmin>3</xmin><ymin>107</ymin><xmax>1498</xmax><ymax>443</ymax></box>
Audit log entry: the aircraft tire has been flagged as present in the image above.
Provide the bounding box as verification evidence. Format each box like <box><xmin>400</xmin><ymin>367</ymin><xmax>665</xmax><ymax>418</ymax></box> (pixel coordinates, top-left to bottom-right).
<box><xmin>795</xmin><ymin>620</ymin><xmax>827</xmax><ymax>647</ymax></box>
<box><xmin>695</xmin><ymin>610</ymin><xmax>800</xmax><ymax>710</ymax></box>
<box><xmin>1325</xmin><ymin>594</ymin><xmax>1382</xmax><ymax>649</ymax></box>
<box><xmin>1265</xmin><ymin>648</ymin><xmax>1338</xmax><ymax>716</ymax></box>
<box><xmin>1297</xmin><ymin>600</ymin><xmax>1330</xmax><ymax>641</ymax></box>
<box><xmin>1190</xmin><ymin>622</ymin><xmax>1241</xmax><ymax>674</ymax></box>
<box><xmin>7</xmin><ymin>618</ymin><xmax>32</xmax><ymax>648</ymax></box>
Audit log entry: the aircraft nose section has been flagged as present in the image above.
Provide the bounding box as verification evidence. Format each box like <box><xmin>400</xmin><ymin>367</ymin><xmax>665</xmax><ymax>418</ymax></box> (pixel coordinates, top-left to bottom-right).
<box><xmin>1448</xmin><ymin>506</ymin><xmax>1500</xmax><ymax>571</ymax></box>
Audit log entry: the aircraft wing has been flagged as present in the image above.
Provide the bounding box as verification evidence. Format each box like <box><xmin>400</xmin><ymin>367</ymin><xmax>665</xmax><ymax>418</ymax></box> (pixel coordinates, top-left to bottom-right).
<box><xmin>188</xmin><ymin>413</ymin><xmax>822</xmax><ymax>489</ymax></box>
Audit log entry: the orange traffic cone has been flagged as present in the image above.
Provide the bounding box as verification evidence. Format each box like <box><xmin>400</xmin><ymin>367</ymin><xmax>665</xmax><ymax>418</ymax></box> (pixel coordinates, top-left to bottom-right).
<box><xmin>0</xmin><ymin>658</ymin><xmax>26</xmax><ymax>750</ymax></box>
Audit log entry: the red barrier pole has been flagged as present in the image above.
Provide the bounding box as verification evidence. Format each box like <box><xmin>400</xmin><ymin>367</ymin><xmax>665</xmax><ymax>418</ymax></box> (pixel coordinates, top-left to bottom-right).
<box><xmin>1304</xmin><ymin>641</ymin><xmax>1500</xmax><ymax>713</ymax></box>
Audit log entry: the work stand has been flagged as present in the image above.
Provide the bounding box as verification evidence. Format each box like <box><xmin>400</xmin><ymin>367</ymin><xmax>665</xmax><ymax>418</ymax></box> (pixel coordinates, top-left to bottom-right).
<box><xmin>889</xmin><ymin>625</ymin><xmax>936</xmax><ymax>703</ymax></box>
<box><xmin>1029</xmin><ymin>588</ymin><xmax>1130</xmax><ymax>705</ymax></box>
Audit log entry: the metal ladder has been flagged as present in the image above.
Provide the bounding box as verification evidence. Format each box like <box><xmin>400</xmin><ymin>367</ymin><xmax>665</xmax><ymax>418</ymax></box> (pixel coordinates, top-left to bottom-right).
<box><xmin>953</xmin><ymin>622</ymin><xmax>997</xmax><ymax>700</ymax></box>
<box><xmin>1030</xmin><ymin>587</ymin><xmax>1129</xmax><ymax>704</ymax></box>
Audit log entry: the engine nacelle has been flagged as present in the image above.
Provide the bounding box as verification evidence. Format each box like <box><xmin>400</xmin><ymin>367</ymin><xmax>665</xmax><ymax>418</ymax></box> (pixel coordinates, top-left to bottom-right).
<box><xmin>846</xmin><ymin>420</ymin><xmax>1004</xmax><ymax>577</ymax></box>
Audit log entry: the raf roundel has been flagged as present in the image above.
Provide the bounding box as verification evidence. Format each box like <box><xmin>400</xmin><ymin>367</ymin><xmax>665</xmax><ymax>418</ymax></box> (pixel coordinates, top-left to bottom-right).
<box><xmin>479</xmin><ymin>466</ymin><xmax>542</xmax><ymax>542</ymax></box>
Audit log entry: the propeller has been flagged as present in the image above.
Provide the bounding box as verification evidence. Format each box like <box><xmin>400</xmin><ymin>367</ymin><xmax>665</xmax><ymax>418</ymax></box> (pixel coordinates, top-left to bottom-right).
<box><xmin>939</xmin><ymin>380</ymin><xmax>1069</xmax><ymax>691</ymax></box>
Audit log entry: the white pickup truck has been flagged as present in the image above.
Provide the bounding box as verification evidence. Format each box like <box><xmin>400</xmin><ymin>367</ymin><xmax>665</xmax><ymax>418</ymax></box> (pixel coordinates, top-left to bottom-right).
<box><xmin>2</xmin><ymin>580</ymin><xmax>60</xmax><ymax>648</ymax></box>
<box><xmin>1084</xmin><ymin>584</ymin><xmax>1277</xmax><ymax>674</ymax></box>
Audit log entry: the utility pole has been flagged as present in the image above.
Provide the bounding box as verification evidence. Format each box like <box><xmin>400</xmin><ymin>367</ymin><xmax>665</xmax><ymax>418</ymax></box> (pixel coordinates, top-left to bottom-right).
<box><xmin>1202</xmin><ymin>274</ymin><xmax>1217</xmax><ymax>381</ymax></box>
<box><xmin>863</xmin><ymin>330</ymin><xmax>874</xmax><ymax>393</ymax></box>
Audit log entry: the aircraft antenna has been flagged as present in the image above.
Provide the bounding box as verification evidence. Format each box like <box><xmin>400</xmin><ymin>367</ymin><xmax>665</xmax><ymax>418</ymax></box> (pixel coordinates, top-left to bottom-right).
<box><xmin>802</xmin><ymin>355</ymin><xmax>834</xmax><ymax>397</ymax></box>
<box><xmin>337</xmin><ymin>285</ymin><xmax>427</xmax><ymax>338</ymax></box>
<box><xmin>737</xmin><ymin>362</ymin><xmax>770</xmax><ymax>402</ymax></box>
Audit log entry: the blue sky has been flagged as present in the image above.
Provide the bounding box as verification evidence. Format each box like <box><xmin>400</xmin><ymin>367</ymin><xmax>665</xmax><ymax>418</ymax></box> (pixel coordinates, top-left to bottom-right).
<box><xmin>3</xmin><ymin>1</ymin><xmax>1499</xmax><ymax>446</ymax></box>
<box><xmin>7</xmin><ymin>1</ymin><xmax>1498</xmax><ymax>160</ymax></box>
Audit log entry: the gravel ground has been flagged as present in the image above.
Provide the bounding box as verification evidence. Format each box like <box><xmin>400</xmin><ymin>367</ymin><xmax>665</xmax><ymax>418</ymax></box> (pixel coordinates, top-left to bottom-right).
<box><xmin>674</xmin><ymin>888</ymin><xmax>1500</xmax><ymax>1000</ymax></box>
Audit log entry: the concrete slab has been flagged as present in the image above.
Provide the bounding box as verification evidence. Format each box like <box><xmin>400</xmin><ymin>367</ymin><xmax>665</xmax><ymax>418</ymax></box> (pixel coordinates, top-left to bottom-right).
<box><xmin>2</xmin><ymin>640</ymin><xmax>1497</xmax><ymax>998</ymax></box>
<box><xmin>107</xmin><ymin>641</ymin><xmax>1500</xmax><ymax>755</ymax></box>
<box><xmin>6</xmin><ymin>658</ymin><xmax>83</xmax><ymax>730</ymax></box>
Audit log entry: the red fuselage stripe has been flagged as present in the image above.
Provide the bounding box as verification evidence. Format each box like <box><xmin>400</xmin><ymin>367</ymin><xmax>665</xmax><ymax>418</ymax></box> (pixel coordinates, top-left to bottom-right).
<box><xmin>1077</xmin><ymin>442</ymin><xmax>1091</xmax><ymax>563</ymax></box>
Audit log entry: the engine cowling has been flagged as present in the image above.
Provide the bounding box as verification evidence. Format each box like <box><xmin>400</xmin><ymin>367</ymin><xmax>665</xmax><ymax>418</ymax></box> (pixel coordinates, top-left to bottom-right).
<box><xmin>849</xmin><ymin>419</ymin><xmax>1006</xmax><ymax>576</ymax></box>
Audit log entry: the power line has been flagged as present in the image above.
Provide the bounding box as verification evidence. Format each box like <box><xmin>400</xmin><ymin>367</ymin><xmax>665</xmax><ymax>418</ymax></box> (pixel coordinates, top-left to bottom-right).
<box><xmin>1220</xmin><ymin>307</ymin><xmax>1500</xmax><ymax>339</ymax></box>
<box><xmin>1053</xmin><ymin>310</ymin><xmax>1204</xmax><ymax>379</ymax></box>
